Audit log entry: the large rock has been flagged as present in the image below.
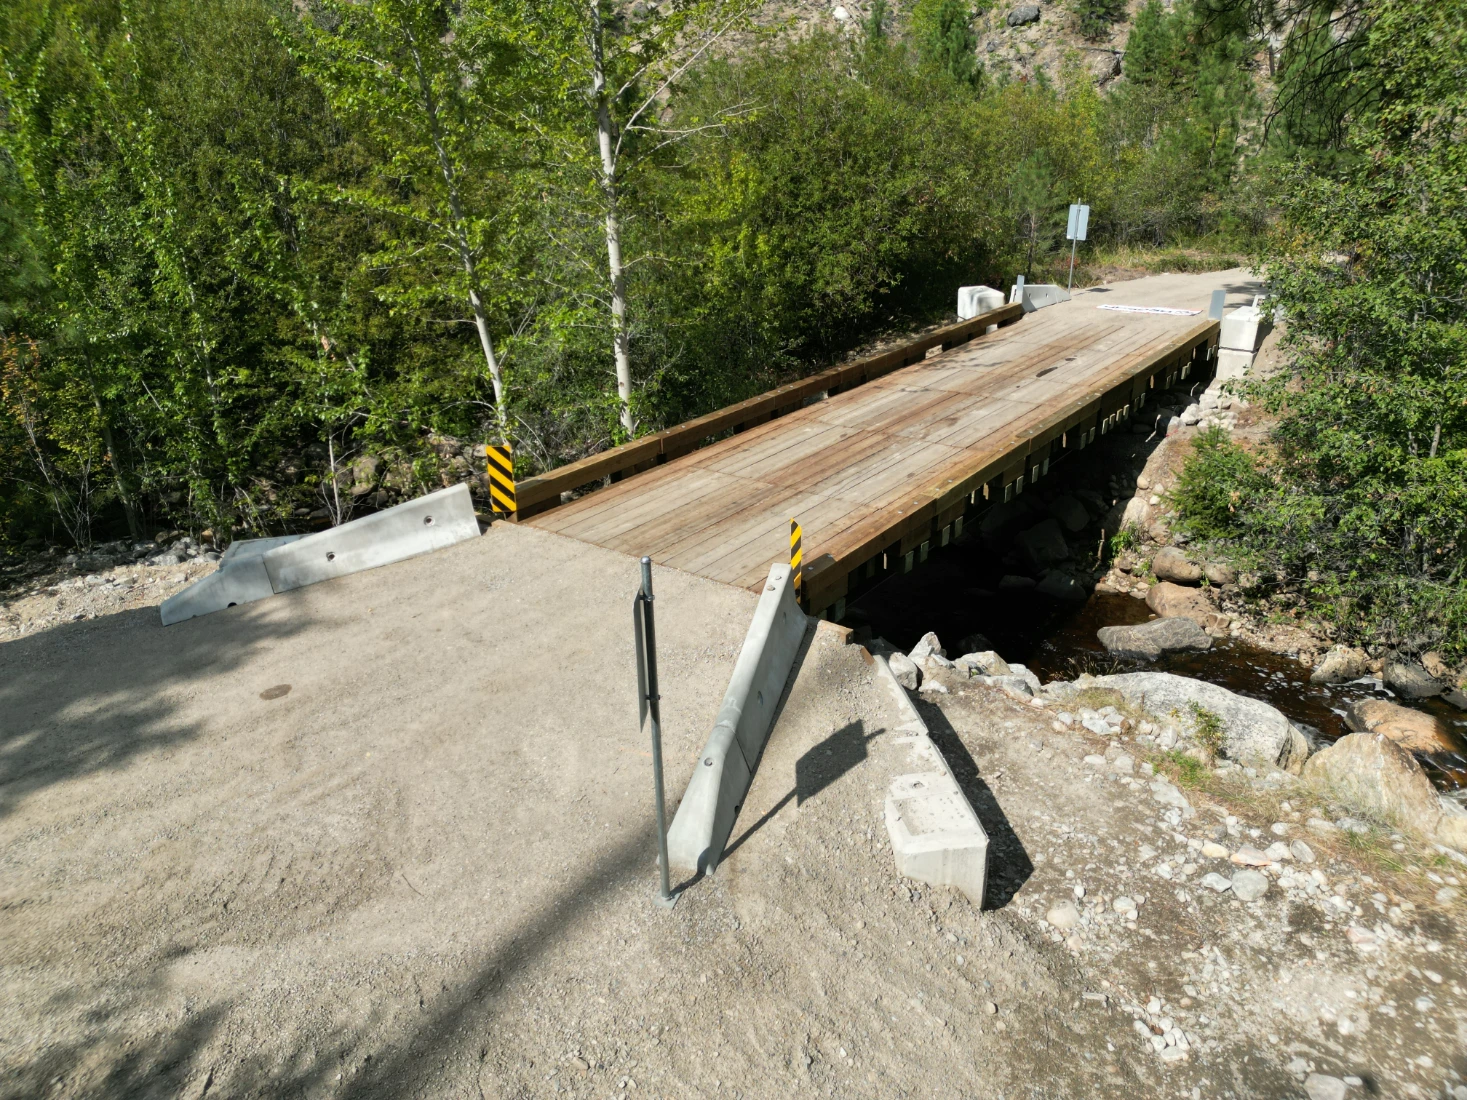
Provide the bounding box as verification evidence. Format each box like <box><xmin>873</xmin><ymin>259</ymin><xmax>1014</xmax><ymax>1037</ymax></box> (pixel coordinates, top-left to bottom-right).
<box><xmin>1302</xmin><ymin>732</ymin><xmax>1443</xmax><ymax>838</ymax></box>
<box><xmin>1047</xmin><ymin>494</ymin><xmax>1090</xmax><ymax>533</ymax></box>
<box><xmin>1145</xmin><ymin>581</ymin><xmax>1220</xmax><ymax>627</ymax></box>
<box><xmin>1036</xmin><ymin>570</ymin><xmax>1087</xmax><ymax>601</ymax></box>
<box><xmin>1151</xmin><ymin>546</ymin><xmax>1202</xmax><ymax>585</ymax></box>
<box><xmin>909</xmin><ymin>632</ymin><xmax>946</xmax><ymax>661</ymax></box>
<box><xmin>1089</xmin><ymin>672</ymin><xmax>1311</xmax><ymax>772</ymax></box>
<box><xmin>1384</xmin><ymin>656</ymin><xmax>1444</xmax><ymax>699</ymax></box>
<box><xmin>1015</xmin><ymin>518</ymin><xmax>1069</xmax><ymax>572</ymax></box>
<box><xmin>955</xmin><ymin>650</ymin><xmax>1011</xmax><ymax>676</ymax></box>
<box><xmin>1309</xmin><ymin>645</ymin><xmax>1371</xmax><ymax>685</ymax></box>
<box><xmin>1345</xmin><ymin>698</ymin><xmax>1454</xmax><ymax>753</ymax></box>
<box><xmin>1006</xmin><ymin>3</ymin><xmax>1040</xmax><ymax>25</ymax></box>
<box><xmin>1202</xmin><ymin>561</ymin><xmax>1237</xmax><ymax>586</ymax></box>
<box><xmin>1097</xmin><ymin>617</ymin><xmax>1212</xmax><ymax>661</ymax></box>
<box><xmin>888</xmin><ymin>651</ymin><xmax>921</xmax><ymax>690</ymax></box>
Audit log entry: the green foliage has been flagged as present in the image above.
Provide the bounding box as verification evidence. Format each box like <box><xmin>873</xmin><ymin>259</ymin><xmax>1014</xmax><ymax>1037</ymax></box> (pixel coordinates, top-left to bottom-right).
<box><xmin>1161</xmin><ymin>748</ymin><xmax>1207</xmax><ymax>788</ymax></box>
<box><xmin>1072</xmin><ymin>0</ymin><xmax>1125</xmax><ymax>42</ymax></box>
<box><xmin>1170</xmin><ymin>0</ymin><xmax>1467</xmax><ymax>660</ymax></box>
<box><xmin>913</xmin><ymin>0</ymin><xmax>980</xmax><ymax>86</ymax></box>
<box><xmin>0</xmin><ymin>0</ymin><xmax>1338</xmax><ymax>550</ymax></box>
<box><xmin>1172</xmin><ymin>426</ymin><xmax>1263</xmax><ymax>539</ymax></box>
<box><xmin>1187</xmin><ymin>702</ymin><xmax>1226</xmax><ymax>759</ymax></box>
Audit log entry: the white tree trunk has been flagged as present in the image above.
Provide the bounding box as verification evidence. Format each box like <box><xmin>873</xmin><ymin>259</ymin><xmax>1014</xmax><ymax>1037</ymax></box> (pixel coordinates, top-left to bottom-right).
<box><xmin>407</xmin><ymin>35</ymin><xmax>508</xmax><ymax>438</ymax></box>
<box><xmin>591</xmin><ymin>5</ymin><xmax>636</xmax><ymax>436</ymax></box>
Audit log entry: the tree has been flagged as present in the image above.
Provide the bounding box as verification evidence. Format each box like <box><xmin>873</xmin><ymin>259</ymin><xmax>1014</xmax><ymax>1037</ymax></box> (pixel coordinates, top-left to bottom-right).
<box><xmin>1072</xmin><ymin>0</ymin><xmax>1126</xmax><ymax>42</ymax></box>
<box><xmin>290</xmin><ymin>0</ymin><xmax>532</xmax><ymax>439</ymax></box>
<box><xmin>914</xmin><ymin>0</ymin><xmax>981</xmax><ymax>86</ymax></box>
<box><xmin>525</xmin><ymin>0</ymin><xmax>757</xmax><ymax>437</ymax></box>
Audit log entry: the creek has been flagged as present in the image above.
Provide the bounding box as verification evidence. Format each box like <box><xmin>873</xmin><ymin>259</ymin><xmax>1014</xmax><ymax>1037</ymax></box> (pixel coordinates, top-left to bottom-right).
<box><xmin>845</xmin><ymin>530</ymin><xmax>1467</xmax><ymax>798</ymax></box>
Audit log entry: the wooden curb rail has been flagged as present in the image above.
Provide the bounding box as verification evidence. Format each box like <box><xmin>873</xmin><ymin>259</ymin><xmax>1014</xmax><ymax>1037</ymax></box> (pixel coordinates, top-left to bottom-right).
<box><xmin>510</xmin><ymin>302</ymin><xmax>1025</xmax><ymax>520</ymax></box>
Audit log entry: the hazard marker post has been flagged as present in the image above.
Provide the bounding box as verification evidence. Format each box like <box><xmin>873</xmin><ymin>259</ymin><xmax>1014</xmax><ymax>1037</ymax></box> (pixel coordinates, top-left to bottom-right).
<box><xmin>789</xmin><ymin>518</ymin><xmax>803</xmax><ymax>597</ymax></box>
<box><xmin>486</xmin><ymin>442</ymin><xmax>516</xmax><ymax>517</ymax></box>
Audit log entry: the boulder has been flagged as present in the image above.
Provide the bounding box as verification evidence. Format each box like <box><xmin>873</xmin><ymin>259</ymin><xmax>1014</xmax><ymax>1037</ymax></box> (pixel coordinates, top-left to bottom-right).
<box><xmin>1152</xmin><ymin>546</ymin><xmax>1202</xmax><ymax>585</ymax></box>
<box><xmin>1384</xmin><ymin>656</ymin><xmax>1443</xmax><ymax>699</ymax></box>
<box><xmin>1016</xmin><ymin>518</ymin><xmax>1069</xmax><ymax>572</ymax></box>
<box><xmin>1006</xmin><ymin>3</ymin><xmax>1041</xmax><ymax>25</ymax></box>
<box><xmin>1309</xmin><ymin>645</ymin><xmax>1371</xmax><ymax>685</ymax></box>
<box><xmin>909</xmin><ymin>632</ymin><xmax>946</xmax><ymax>661</ymax></box>
<box><xmin>1422</xmin><ymin>651</ymin><xmax>1451</xmax><ymax>679</ymax></box>
<box><xmin>1202</xmin><ymin>561</ymin><xmax>1237</xmax><ymax>585</ymax></box>
<box><xmin>1121</xmin><ymin>498</ymin><xmax>1152</xmax><ymax>529</ymax></box>
<box><xmin>1145</xmin><ymin>581</ymin><xmax>1217</xmax><ymax>626</ymax></box>
<box><xmin>1089</xmin><ymin>672</ymin><xmax>1311</xmax><ymax>772</ymax></box>
<box><xmin>888</xmin><ymin>651</ymin><xmax>921</xmax><ymax>690</ymax></box>
<box><xmin>1438</xmin><ymin>798</ymin><xmax>1467</xmax><ymax>852</ymax></box>
<box><xmin>1036</xmin><ymin>571</ymin><xmax>1088</xmax><ymax>601</ymax></box>
<box><xmin>1047</xmin><ymin>494</ymin><xmax>1091</xmax><ymax>534</ymax></box>
<box><xmin>955</xmin><ymin>650</ymin><xmax>1011</xmax><ymax>676</ymax></box>
<box><xmin>998</xmin><ymin>574</ymin><xmax>1036</xmax><ymax>591</ymax></box>
<box><xmin>1302</xmin><ymin>731</ymin><xmax>1443</xmax><ymax>838</ymax></box>
<box><xmin>1096</xmin><ymin>617</ymin><xmax>1212</xmax><ymax>661</ymax></box>
<box><xmin>1345</xmin><ymin>698</ymin><xmax>1454</xmax><ymax>753</ymax></box>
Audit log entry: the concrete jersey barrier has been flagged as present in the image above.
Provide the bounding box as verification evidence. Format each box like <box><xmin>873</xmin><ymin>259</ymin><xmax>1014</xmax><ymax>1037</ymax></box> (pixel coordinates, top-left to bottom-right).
<box><xmin>872</xmin><ymin>653</ymin><xmax>989</xmax><ymax>906</ymax></box>
<box><xmin>160</xmin><ymin>484</ymin><xmax>481</xmax><ymax>624</ymax></box>
<box><xmin>667</xmin><ymin>563</ymin><xmax>809</xmax><ymax>875</ymax></box>
<box><xmin>158</xmin><ymin>534</ymin><xmax>306</xmax><ymax>626</ymax></box>
<box><xmin>263</xmin><ymin>483</ymin><xmax>480</xmax><ymax>594</ymax></box>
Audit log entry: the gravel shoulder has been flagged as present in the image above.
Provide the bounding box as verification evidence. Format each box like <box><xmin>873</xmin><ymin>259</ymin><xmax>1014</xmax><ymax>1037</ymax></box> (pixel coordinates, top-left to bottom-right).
<box><xmin>3</xmin><ymin>503</ymin><xmax>1464</xmax><ymax>1099</ymax></box>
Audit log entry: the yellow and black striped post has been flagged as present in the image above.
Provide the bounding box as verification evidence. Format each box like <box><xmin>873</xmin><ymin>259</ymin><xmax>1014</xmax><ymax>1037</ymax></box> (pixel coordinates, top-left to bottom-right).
<box><xmin>486</xmin><ymin>442</ymin><xmax>516</xmax><ymax>516</ymax></box>
<box><xmin>789</xmin><ymin>518</ymin><xmax>803</xmax><ymax>595</ymax></box>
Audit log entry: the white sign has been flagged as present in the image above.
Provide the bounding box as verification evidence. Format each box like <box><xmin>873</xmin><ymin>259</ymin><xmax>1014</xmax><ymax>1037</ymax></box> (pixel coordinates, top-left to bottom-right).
<box><xmin>1066</xmin><ymin>203</ymin><xmax>1090</xmax><ymax>242</ymax></box>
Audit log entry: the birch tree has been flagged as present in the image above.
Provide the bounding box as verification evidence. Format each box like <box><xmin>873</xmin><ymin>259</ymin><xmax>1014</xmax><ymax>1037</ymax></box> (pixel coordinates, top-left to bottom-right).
<box><xmin>290</xmin><ymin>0</ymin><xmax>530</xmax><ymax>439</ymax></box>
<box><xmin>526</xmin><ymin>0</ymin><xmax>758</xmax><ymax>437</ymax></box>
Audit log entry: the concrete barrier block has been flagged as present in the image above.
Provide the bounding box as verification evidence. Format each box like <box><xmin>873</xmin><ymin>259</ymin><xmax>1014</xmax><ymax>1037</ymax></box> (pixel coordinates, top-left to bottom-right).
<box><xmin>1008</xmin><ymin>283</ymin><xmax>1071</xmax><ymax>313</ymax></box>
<box><xmin>262</xmin><ymin>484</ymin><xmax>481</xmax><ymax>593</ymax></box>
<box><xmin>885</xmin><ymin>772</ymin><xmax>989</xmax><ymax>907</ymax></box>
<box><xmin>871</xmin><ymin>653</ymin><xmax>989</xmax><ymax>906</ymax></box>
<box><xmin>958</xmin><ymin>285</ymin><xmax>1006</xmax><ymax>322</ymax></box>
<box><xmin>1220</xmin><ymin>304</ymin><xmax>1263</xmax><ymax>352</ymax></box>
<box><xmin>667</xmin><ymin>563</ymin><xmax>809</xmax><ymax>875</ymax></box>
<box><xmin>159</xmin><ymin>535</ymin><xmax>305</xmax><ymax>626</ymax></box>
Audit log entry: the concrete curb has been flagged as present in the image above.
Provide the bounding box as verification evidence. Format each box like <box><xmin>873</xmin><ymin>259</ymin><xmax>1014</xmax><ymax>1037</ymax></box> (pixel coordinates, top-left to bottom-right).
<box><xmin>160</xmin><ymin>485</ymin><xmax>481</xmax><ymax>625</ymax></box>
<box><xmin>871</xmin><ymin>654</ymin><xmax>989</xmax><ymax>907</ymax></box>
<box><xmin>667</xmin><ymin>563</ymin><xmax>809</xmax><ymax>876</ymax></box>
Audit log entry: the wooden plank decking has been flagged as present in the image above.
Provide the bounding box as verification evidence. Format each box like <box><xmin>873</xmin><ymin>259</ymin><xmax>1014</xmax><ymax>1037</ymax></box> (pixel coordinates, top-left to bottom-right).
<box><xmin>527</xmin><ymin>300</ymin><xmax>1219</xmax><ymax>615</ymax></box>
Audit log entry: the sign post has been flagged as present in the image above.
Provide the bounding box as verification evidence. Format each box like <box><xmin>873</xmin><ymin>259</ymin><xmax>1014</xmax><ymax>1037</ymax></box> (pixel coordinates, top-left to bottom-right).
<box><xmin>1066</xmin><ymin>203</ymin><xmax>1090</xmax><ymax>291</ymax></box>
<box><xmin>633</xmin><ymin>556</ymin><xmax>676</xmax><ymax>908</ymax></box>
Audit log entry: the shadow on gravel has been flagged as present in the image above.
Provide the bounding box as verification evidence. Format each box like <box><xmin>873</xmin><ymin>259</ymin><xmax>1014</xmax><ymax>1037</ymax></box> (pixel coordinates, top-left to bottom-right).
<box><xmin>0</xmin><ymin>602</ymin><xmax>312</xmax><ymax>819</ymax></box>
<box><xmin>722</xmin><ymin>718</ymin><xmax>883</xmax><ymax>862</ymax></box>
<box><xmin>920</xmin><ymin>702</ymin><xmax>1034</xmax><ymax>910</ymax></box>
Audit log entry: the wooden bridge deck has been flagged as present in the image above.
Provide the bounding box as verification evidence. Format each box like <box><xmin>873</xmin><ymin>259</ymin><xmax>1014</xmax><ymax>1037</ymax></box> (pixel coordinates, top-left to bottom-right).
<box><xmin>526</xmin><ymin>295</ymin><xmax>1219</xmax><ymax>615</ymax></box>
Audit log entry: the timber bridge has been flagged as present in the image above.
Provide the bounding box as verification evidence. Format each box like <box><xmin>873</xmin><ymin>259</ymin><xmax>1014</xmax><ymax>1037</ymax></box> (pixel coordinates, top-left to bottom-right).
<box><xmin>512</xmin><ymin>283</ymin><xmax>1221</xmax><ymax>619</ymax></box>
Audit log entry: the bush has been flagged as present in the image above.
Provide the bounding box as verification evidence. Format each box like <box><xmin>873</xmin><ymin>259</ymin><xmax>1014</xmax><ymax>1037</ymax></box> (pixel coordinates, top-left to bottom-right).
<box><xmin>1072</xmin><ymin>0</ymin><xmax>1126</xmax><ymax>41</ymax></box>
<box><xmin>1171</xmin><ymin>426</ymin><xmax>1262</xmax><ymax>539</ymax></box>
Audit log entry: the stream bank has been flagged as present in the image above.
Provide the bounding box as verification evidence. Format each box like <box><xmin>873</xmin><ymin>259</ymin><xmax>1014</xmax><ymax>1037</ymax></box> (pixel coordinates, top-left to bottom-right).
<box><xmin>841</xmin><ymin>388</ymin><xmax>1467</xmax><ymax>797</ymax></box>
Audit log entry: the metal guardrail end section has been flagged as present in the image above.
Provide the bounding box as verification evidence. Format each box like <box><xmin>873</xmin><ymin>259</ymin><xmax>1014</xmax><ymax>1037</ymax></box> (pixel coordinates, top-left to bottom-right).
<box><xmin>263</xmin><ymin>483</ymin><xmax>480</xmax><ymax>594</ymax></box>
<box><xmin>872</xmin><ymin>653</ymin><xmax>990</xmax><ymax>907</ymax></box>
<box><xmin>158</xmin><ymin>534</ymin><xmax>306</xmax><ymax>626</ymax></box>
<box><xmin>666</xmin><ymin>562</ymin><xmax>808</xmax><ymax>876</ymax></box>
